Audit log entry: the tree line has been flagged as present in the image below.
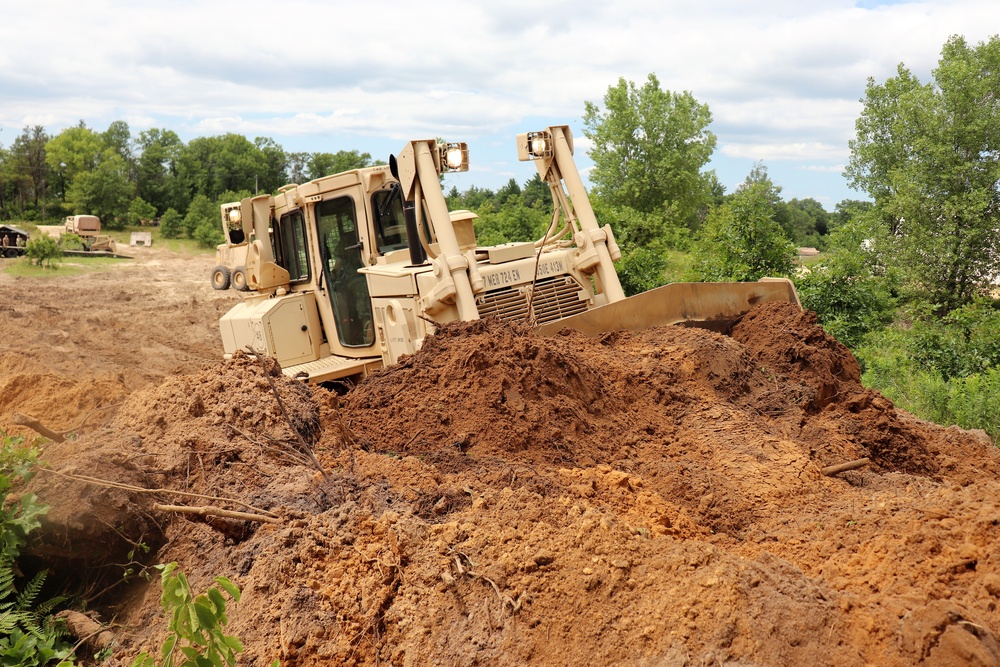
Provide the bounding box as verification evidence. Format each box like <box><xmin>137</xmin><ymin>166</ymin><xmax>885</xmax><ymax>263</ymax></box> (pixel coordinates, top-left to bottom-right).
<box><xmin>0</xmin><ymin>122</ymin><xmax>376</xmax><ymax>231</ymax></box>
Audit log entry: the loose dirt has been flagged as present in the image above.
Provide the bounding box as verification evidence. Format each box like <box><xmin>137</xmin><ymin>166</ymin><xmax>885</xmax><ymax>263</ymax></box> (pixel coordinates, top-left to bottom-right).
<box><xmin>2</xmin><ymin>247</ymin><xmax>999</xmax><ymax>666</ymax></box>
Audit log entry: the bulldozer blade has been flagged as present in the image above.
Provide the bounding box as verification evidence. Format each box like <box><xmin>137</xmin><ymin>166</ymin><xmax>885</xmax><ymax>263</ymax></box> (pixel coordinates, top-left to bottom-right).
<box><xmin>534</xmin><ymin>278</ymin><xmax>801</xmax><ymax>338</ymax></box>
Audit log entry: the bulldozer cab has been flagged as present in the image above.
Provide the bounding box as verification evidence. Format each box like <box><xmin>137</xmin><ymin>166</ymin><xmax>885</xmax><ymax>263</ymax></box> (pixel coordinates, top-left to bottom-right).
<box><xmin>316</xmin><ymin>196</ymin><xmax>374</xmax><ymax>348</ymax></box>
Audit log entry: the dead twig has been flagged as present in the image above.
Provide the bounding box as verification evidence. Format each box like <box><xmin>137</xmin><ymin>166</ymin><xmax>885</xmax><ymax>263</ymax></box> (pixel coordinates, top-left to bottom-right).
<box><xmin>11</xmin><ymin>412</ymin><xmax>65</xmax><ymax>442</ymax></box>
<box><xmin>12</xmin><ymin>404</ymin><xmax>121</xmax><ymax>443</ymax></box>
<box><xmin>152</xmin><ymin>503</ymin><xmax>281</xmax><ymax>524</ymax></box>
<box><xmin>226</xmin><ymin>424</ymin><xmax>314</xmax><ymax>467</ymax></box>
<box><xmin>36</xmin><ymin>468</ymin><xmax>280</xmax><ymax>518</ymax></box>
<box><xmin>247</xmin><ymin>347</ymin><xmax>328</xmax><ymax>478</ymax></box>
<box><xmin>451</xmin><ymin>551</ymin><xmax>522</xmax><ymax>616</ymax></box>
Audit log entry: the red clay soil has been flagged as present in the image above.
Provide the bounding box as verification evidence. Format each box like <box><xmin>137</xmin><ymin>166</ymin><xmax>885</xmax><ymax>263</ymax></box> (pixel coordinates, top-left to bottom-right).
<box><xmin>3</xmin><ymin>249</ymin><xmax>1000</xmax><ymax>666</ymax></box>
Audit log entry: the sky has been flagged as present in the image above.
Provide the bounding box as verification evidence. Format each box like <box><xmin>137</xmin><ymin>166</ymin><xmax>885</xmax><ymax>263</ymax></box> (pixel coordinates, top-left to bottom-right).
<box><xmin>1</xmin><ymin>0</ymin><xmax>998</xmax><ymax>211</ymax></box>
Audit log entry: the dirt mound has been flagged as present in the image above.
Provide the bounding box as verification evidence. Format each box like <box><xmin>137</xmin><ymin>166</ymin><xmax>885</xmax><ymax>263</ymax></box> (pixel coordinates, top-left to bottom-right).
<box><xmin>15</xmin><ymin>300</ymin><xmax>1000</xmax><ymax>666</ymax></box>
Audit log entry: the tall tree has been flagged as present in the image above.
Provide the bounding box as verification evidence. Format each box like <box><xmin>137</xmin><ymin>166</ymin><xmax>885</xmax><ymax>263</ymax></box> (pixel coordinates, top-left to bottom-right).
<box><xmin>176</xmin><ymin>134</ymin><xmax>286</xmax><ymax>203</ymax></box>
<box><xmin>307</xmin><ymin>150</ymin><xmax>373</xmax><ymax>180</ymax></box>
<box><xmin>45</xmin><ymin>122</ymin><xmax>103</xmax><ymax>182</ymax></box>
<box><xmin>136</xmin><ymin>128</ymin><xmax>183</xmax><ymax>215</ymax></box>
<box><xmin>287</xmin><ymin>152</ymin><xmax>309</xmax><ymax>184</ymax></box>
<box><xmin>66</xmin><ymin>150</ymin><xmax>135</xmax><ymax>228</ymax></box>
<box><xmin>9</xmin><ymin>126</ymin><xmax>50</xmax><ymax>219</ymax></box>
<box><xmin>583</xmin><ymin>73</ymin><xmax>717</xmax><ymax>228</ymax></box>
<box><xmin>692</xmin><ymin>170</ymin><xmax>796</xmax><ymax>282</ymax></box>
<box><xmin>254</xmin><ymin>137</ymin><xmax>289</xmax><ymax>191</ymax></box>
<box><xmin>846</xmin><ymin>35</ymin><xmax>1000</xmax><ymax>310</ymax></box>
<box><xmin>102</xmin><ymin>121</ymin><xmax>133</xmax><ymax>165</ymax></box>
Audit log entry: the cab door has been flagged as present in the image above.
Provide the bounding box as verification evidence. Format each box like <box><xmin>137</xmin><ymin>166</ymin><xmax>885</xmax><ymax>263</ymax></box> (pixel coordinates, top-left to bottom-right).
<box><xmin>315</xmin><ymin>196</ymin><xmax>375</xmax><ymax>348</ymax></box>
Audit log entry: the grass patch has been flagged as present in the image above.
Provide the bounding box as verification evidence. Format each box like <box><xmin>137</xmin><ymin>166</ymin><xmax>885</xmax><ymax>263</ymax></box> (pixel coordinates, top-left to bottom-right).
<box><xmin>4</xmin><ymin>254</ymin><xmax>131</xmax><ymax>278</ymax></box>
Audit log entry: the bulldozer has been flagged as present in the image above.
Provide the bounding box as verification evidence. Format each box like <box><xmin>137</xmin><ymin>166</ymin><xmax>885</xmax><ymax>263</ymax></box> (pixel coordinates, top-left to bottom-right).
<box><xmin>210</xmin><ymin>202</ymin><xmax>251</xmax><ymax>291</ymax></box>
<box><xmin>218</xmin><ymin>125</ymin><xmax>800</xmax><ymax>384</ymax></box>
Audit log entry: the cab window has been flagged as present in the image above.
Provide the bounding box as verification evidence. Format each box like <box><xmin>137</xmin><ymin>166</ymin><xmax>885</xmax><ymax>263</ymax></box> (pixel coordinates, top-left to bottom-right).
<box><xmin>272</xmin><ymin>210</ymin><xmax>309</xmax><ymax>283</ymax></box>
<box><xmin>371</xmin><ymin>186</ymin><xmax>409</xmax><ymax>254</ymax></box>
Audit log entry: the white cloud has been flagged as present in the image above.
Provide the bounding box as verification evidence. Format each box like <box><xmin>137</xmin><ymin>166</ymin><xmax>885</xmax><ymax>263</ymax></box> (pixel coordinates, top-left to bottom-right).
<box><xmin>720</xmin><ymin>141</ymin><xmax>848</xmax><ymax>161</ymax></box>
<box><xmin>2</xmin><ymin>0</ymin><xmax>999</xmax><ymax>202</ymax></box>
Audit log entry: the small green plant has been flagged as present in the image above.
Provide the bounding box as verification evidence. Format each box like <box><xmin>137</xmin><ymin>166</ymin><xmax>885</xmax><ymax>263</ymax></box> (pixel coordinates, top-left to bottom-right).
<box><xmin>131</xmin><ymin>563</ymin><xmax>244</xmax><ymax>667</ymax></box>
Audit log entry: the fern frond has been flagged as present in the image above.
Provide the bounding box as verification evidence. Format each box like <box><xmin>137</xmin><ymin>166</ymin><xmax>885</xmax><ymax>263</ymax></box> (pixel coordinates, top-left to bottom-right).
<box><xmin>15</xmin><ymin>569</ymin><xmax>47</xmax><ymax>612</ymax></box>
<box><xmin>0</xmin><ymin>608</ymin><xmax>34</xmax><ymax>634</ymax></box>
<box><xmin>34</xmin><ymin>594</ymin><xmax>66</xmax><ymax>619</ymax></box>
<box><xmin>0</xmin><ymin>554</ymin><xmax>15</xmax><ymax>599</ymax></box>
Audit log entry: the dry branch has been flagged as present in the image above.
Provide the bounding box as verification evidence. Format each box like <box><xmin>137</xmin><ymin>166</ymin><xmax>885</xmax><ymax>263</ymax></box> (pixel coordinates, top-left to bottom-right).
<box><xmin>12</xmin><ymin>404</ymin><xmax>119</xmax><ymax>443</ymax></box>
<box><xmin>12</xmin><ymin>412</ymin><xmax>65</xmax><ymax>442</ymax></box>
<box><xmin>247</xmin><ymin>347</ymin><xmax>328</xmax><ymax>478</ymax></box>
<box><xmin>153</xmin><ymin>503</ymin><xmax>282</xmax><ymax>524</ymax></box>
<box><xmin>822</xmin><ymin>458</ymin><xmax>871</xmax><ymax>476</ymax></box>
<box><xmin>37</xmin><ymin>468</ymin><xmax>280</xmax><ymax>518</ymax></box>
<box><xmin>55</xmin><ymin>610</ymin><xmax>116</xmax><ymax>652</ymax></box>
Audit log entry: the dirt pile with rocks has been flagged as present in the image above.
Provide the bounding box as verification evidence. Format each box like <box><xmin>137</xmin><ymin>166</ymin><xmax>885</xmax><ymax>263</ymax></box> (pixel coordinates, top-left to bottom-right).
<box><xmin>14</xmin><ymin>296</ymin><xmax>1000</xmax><ymax>666</ymax></box>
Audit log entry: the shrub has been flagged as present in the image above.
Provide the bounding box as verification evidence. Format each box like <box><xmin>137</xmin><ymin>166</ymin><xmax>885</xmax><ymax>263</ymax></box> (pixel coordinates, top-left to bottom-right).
<box><xmin>857</xmin><ymin>303</ymin><xmax>1000</xmax><ymax>442</ymax></box>
<box><xmin>158</xmin><ymin>209</ymin><xmax>184</xmax><ymax>239</ymax></box>
<box><xmin>128</xmin><ymin>198</ymin><xmax>159</xmax><ymax>227</ymax></box>
<box><xmin>24</xmin><ymin>236</ymin><xmax>63</xmax><ymax>268</ymax></box>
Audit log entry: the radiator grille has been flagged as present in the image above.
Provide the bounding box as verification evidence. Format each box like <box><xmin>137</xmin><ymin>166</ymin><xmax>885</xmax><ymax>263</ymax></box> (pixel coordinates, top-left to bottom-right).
<box><xmin>476</xmin><ymin>276</ymin><xmax>589</xmax><ymax>325</ymax></box>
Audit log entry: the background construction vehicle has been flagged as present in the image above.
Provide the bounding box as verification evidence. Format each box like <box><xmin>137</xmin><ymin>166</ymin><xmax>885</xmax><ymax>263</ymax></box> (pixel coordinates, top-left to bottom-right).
<box><xmin>63</xmin><ymin>215</ymin><xmax>118</xmax><ymax>253</ymax></box>
<box><xmin>210</xmin><ymin>202</ymin><xmax>250</xmax><ymax>290</ymax></box>
<box><xmin>218</xmin><ymin>125</ymin><xmax>800</xmax><ymax>384</ymax></box>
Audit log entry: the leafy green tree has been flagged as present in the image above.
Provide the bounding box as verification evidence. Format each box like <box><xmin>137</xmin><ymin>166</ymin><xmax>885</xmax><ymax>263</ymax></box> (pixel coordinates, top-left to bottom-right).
<box><xmin>472</xmin><ymin>201</ymin><xmax>550</xmax><ymax>247</ymax></box>
<box><xmin>254</xmin><ymin>137</ymin><xmax>288</xmax><ymax>190</ymax></box>
<box><xmin>794</xmin><ymin>217</ymin><xmax>898</xmax><ymax>348</ymax></box>
<box><xmin>127</xmin><ymin>197</ymin><xmax>158</xmax><ymax>226</ymax></box>
<box><xmin>286</xmin><ymin>152</ymin><xmax>309</xmax><ymax>184</ymax></box>
<box><xmin>691</xmin><ymin>174</ymin><xmax>796</xmax><ymax>282</ymax></box>
<box><xmin>175</xmin><ymin>134</ymin><xmax>291</xmax><ymax>205</ymax></box>
<box><xmin>8</xmin><ymin>126</ymin><xmax>50</xmax><ymax>220</ymax></box>
<box><xmin>495</xmin><ymin>178</ymin><xmax>521</xmax><ymax>207</ymax></box>
<box><xmin>183</xmin><ymin>194</ymin><xmax>216</xmax><ymax>240</ymax></box>
<box><xmin>590</xmin><ymin>199</ymin><xmax>689</xmax><ymax>294</ymax></box>
<box><xmin>449</xmin><ymin>185</ymin><xmax>495</xmax><ymax>211</ymax></box>
<box><xmin>776</xmin><ymin>198</ymin><xmax>831</xmax><ymax>248</ymax></box>
<box><xmin>66</xmin><ymin>150</ymin><xmax>135</xmax><ymax>229</ymax></box>
<box><xmin>192</xmin><ymin>222</ymin><xmax>223</xmax><ymax>249</ymax></box>
<box><xmin>45</xmin><ymin>123</ymin><xmax>103</xmax><ymax>186</ymax></box>
<box><xmin>24</xmin><ymin>235</ymin><xmax>62</xmax><ymax>267</ymax></box>
<box><xmin>102</xmin><ymin>121</ymin><xmax>133</xmax><ymax>167</ymax></box>
<box><xmin>846</xmin><ymin>35</ymin><xmax>1000</xmax><ymax>311</ymax></box>
<box><xmin>136</xmin><ymin>129</ymin><xmax>183</xmax><ymax>215</ymax></box>
<box><xmin>307</xmin><ymin>150</ymin><xmax>373</xmax><ymax>179</ymax></box>
<box><xmin>831</xmin><ymin>199</ymin><xmax>873</xmax><ymax>232</ymax></box>
<box><xmin>520</xmin><ymin>174</ymin><xmax>552</xmax><ymax>209</ymax></box>
<box><xmin>158</xmin><ymin>208</ymin><xmax>184</xmax><ymax>239</ymax></box>
<box><xmin>583</xmin><ymin>73</ymin><xmax>717</xmax><ymax>228</ymax></box>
